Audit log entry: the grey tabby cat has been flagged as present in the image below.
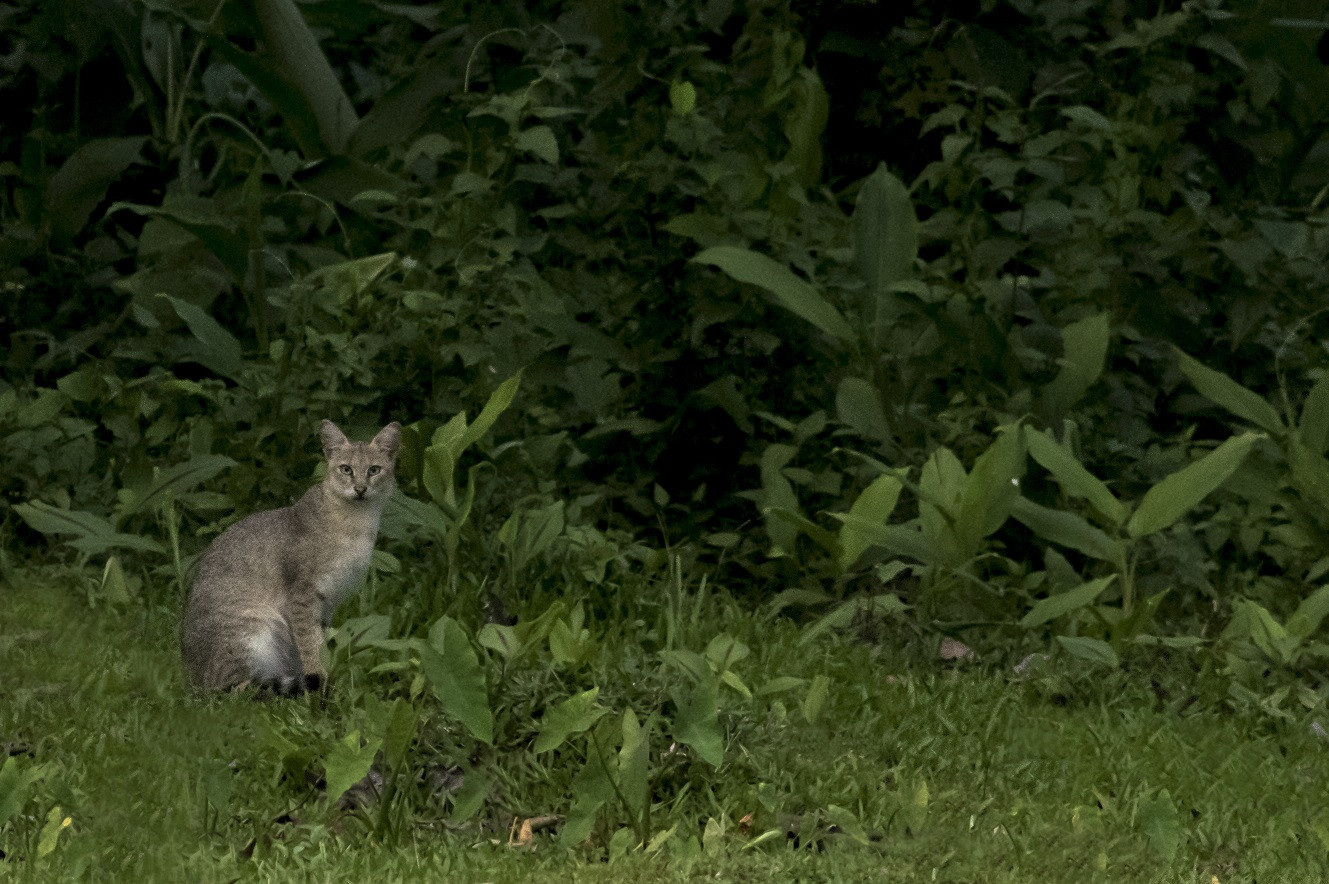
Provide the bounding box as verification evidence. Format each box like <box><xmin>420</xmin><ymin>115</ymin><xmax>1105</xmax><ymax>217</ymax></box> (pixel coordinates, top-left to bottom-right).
<box><xmin>181</xmin><ymin>420</ymin><xmax>401</xmax><ymax>694</ymax></box>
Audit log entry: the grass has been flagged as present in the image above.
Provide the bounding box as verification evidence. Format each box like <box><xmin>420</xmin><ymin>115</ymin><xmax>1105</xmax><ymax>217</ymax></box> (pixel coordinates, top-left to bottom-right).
<box><xmin>3</xmin><ymin>569</ymin><xmax>1329</xmax><ymax>883</ymax></box>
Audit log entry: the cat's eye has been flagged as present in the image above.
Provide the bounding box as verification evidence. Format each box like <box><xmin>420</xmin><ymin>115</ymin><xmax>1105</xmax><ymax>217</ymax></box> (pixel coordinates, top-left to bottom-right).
<box><xmin>338</xmin><ymin>464</ymin><xmax>353</xmax><ymax>475</ymax></box>
<box><xmin>367</xmin><ymin>465</ymin><xmax>381</xmax><ymax>476</ymax></box>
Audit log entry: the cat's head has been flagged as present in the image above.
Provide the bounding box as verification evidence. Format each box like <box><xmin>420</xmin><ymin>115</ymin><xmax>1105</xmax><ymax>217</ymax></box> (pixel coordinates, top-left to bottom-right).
<box><xmin>319</xmin><ymin>420</ymin><xmax>402</xmax><ymax>503</ymax></box>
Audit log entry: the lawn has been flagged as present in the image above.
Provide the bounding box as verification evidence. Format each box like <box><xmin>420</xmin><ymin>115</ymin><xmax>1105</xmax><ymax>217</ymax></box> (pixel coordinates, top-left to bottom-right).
<box><xmin>3</xmin><ymin>573</ymin><xmax>1327</xmax><ymax>883</ymax></box>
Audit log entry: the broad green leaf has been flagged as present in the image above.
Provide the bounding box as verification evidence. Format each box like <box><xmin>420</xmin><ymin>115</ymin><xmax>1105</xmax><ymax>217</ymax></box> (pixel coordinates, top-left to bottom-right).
<box><xmin>765</xmin><ymin>587</ymin><xmax>833</xmax><ymax>614</ymax></box>
<box><xmin>324</xmin><ymin>729</ymin><xmax>382</xmax><ymax>806</ymax></box>
<box><xmin>476</xmin><ymin>622</ymin><xmax>521</xmax><ymax>659</ymax></box>
<box><xmin>905</xmin><ymin>779</ymin><xmax>929</xmax><ymax>832</ymax></box>
<box><xmin>14</xmin><ymin>501</ymin><xmax>118</xmax><ymax>538</ymax></box>
<box><xmin>1286</xmin><ymin>586</ymin><xmax>1329</xmax><ymax>641</ymax></box>
<box><xmin>853</xmin><ymin>164</ymin><xmax>917</xmax><ymax>334</ymax></box>
<box><xmin>1138</xmin><ymin>789</ymin><xmax>1181</xmax><ymax>861</ymax></box>
<box><xmin>766</xmin><ymin>507</ymin><xmax>841</xmax><ymax>559</ymax></box>
<box><xmin>13</xmin><ymin>388</ymin><xmax>68</xmax><ymax>428</ymax></box>
<box><xmin>670</xmin><ymin>80</ymin><xmax>697</xmax><ymax>115</ymax></box>
<box><xmin>549</xmin><ymin>619</ymin><xmax>582</xmax><ymax>666</ymax></box>
<box><xmin>827</xmin><ymin>804</ymin><xmax>871</xmax><ymax>846</ymax></box>
<box><xmin>300</xmin><ymin>156</ymin><xmax>407</xmax><ymax>206</ymax></box>
<box><xmin>1229</xmin><ymin>599</ymin><xmax>1298</xmax><ymax>665</ymax></box>
<box><xmin>37</xmin><ymin>805</ymin><xmax>70</xmax><ymax>857</ymax></box>
<box><xmin>1173</xmin><ymin>346</ymin><xmax>1284</xmax><ymax>435</ymax></box>
<box><xmin>705</xmin><ymin>633</ymin><xmax>750</xmax><ymax>670</ymax></box>
<box><xmin>647</xmin><ymin>824</ymin><xmax>680</xmax><ymax>853</ymax></box>
<box><xmin>199</xmin><ymin>758</ymin><xmax>235</xmax><ymax>815</ymax></box>
<box><xmin>1114</xmin><ymin>589</ymin><xmax>1170</xmax><ymax>643</ymax></box>
<box><xmin>254</xmin><ymin>0</ymin><xmax>358</xmax><ymax>155</ymax></box>
<box><xmin>562</xmin><ymin>789</ymin><xmax>608</xmax><ymax>846</ymax></box>
<box><xmin>870</xmin><ymin>594</ymin><xmax>909</xmax><ymax>617</ymax></box>
<box><xmin>1299</xmin><ymin>374</ymin><xmax>1329</xmax><ymax>455</ymax></box>
<box><xmin>419</xmin><ymin>617</ymin><xmax>493</xmax><ymax>745</ymax></box>
<box><xmin>800</xmin><ymin>601</ymin><xmax>858</xmax><ymax>645</ymax></box>
<box><xmin>1010</xmin><ymin>498</ymin><xmax>1123</xmax><ymax>565</ymax></box>
<box><xmin>1020</xmin><ymin>576</ymin><xmax>1116</xmax><ymax>628</ymax></box>
<box><xmin>609</xmin><ymin>825</ymin><xmax>639</xmax><ymax>860</ymax></box>
<box><xmin>618</xmin><ymin>710</ymin><xmax>650</xmax><ymax>818</ymax></box>
<box><xmin>661</xmin><ymin>649</ymin><xmax>711</xmax><ymax>684</ymax></box>
<box><xmin>109</xmin><ymin>198</ymin><xmax>250</xmax><ymax>281</ymax></box>
<box><xmin>12</xmin><ymin>501</ymin><xmax>166</xmax><ymax>555</ymax></box>
<box><xmin>159</xmin><ymin>295</ymin><xmax>245</xmax><ymax>380</ymax></box>
<box><xmin>199</xmin><ymin>33</ymin><xmax>317</xmax><ymax>158</ymax></box>
<box><xmin>100</xmin><ymin>556</ymin><xmax>131</xmax><ymax>605</ymax></box>
<box><xmin>382</xmin><ymin>698</ymin><xmax>418</xmax><ymax>771</ymax></box>
<box><xmin>672</xmin><ymin>678</ymin><xmax>723</xmax><ymax>767</ymax></box>
<box><xmin>311</xmin><ymin>252</ymin><xmax>396</xmax><ymax>302</ymax></box>
<box><xmin>0</xmin><ymin>756</ymin><xmax>48</xmax><ymax>828</ymax></box>
<box><xmin>835</xmin><ymin>376</ymin><xmax>890</xmax><ymax>442</ymax></box>
<box><xmin>45</xmin><ymin>137</ymin><xmax>146</xmax><ymax>240</ymax></box>
<box><xmin>693</xmin><ymin>246</ymin><xmax>856</xmax><ymax>343</ymax></box>
<box><xmin>1289</xmin><ymin>435</ymin><xmax>1329</xmax><ymax>511</ymax></box>
<box><xmin>450</xmin><ymin>765</ymin><xmax>490</xmax><ymax>822</ymax></box>
<box><xmin>722</xmin><ymin>669</ymin><xmax>753</xmax><ymax>698</ymax></box>
<box><xmin>755</xmin><ymin>676</ymin><xmax>808</xmax><ymax>696</ymax></box>
<box><xmin>498</xmin><ymin>500</ymin><xmax>566</xmax><ymax>570</ymax></box>
<box><xmin>916</xmin><ymin>447</ymin><xmax>966</xmax><ymax>564</ymax></box>
<box><xmin>827</xmin><ymin>514</ymin><xmax>939</xmax><ymax>566</ymax></box>
<box><xmin>1041</xmin><ymin>313</ymin><xmax>1110</xmax><ymax>417</ymax></box>
<box><xmin>348</xmin><ymin>54</ymin><xmax>459</xmax><ymax>157</ymax></box>
<box><xmin>421</xmin><ymin>445</ymin><xmax>461</xmax><ymax>512</ymax></box>
<box><xmin>431</xmin><ymin>412</ymin><xmax>469</xmax><ymax>452</ymax></box>
<box><xmin>953</xmin><ymin>427</ymin><xmax>1024</xmax><ymax>554</ymax></box>
<box><xmin>515</xmin><ymin>126</ymin><xmax>559</xmax><ymax>164</ymax></box>
<box><xmin>55</xmin><ymin>367</ymin><xmax>100</xmax><ymax>402</ymax></box>
<box><xmin>512</xmin><ymin>600</ymin><xmax>568</xmax><ymax>653</ymax></box>
<box><xmin>802</xmin><ymin>674</ymin><xmax>831</xmax><ymax>724</ymax></box>
<box><xmin>117</xmin><ymin>454</ymin><xmax>236</xmax><ymax>516</ymax></box>
<box><xmin>1127</xmin><ymin>433</ymin><xmax>1262</xmax><ymax>538</ymax></box>
<box><xmin>759</xmin><ymin>444</ymin><xmax>800</xmax><ymax>555</ymax></box>
<box><xmin>783</xmin><ymin>70</ymin><xmax>828</xmax><ymax>187</ymax></box>
<box><xmin>1055</xmin><ymin>635</ymin><xmax>1119</xmax><ymax>667</ymax></box>
<box><xmin>838</xmin><ymin>473</ymin><xmax>903</xmax><ymax>570</ymax></box>
<box><xmin>382</xmin><ymin>492</ymin><xmax>450</xmax><ymax>541</ymax></box>
<box><xmin>534</xmin><ymin>688</ymin><xmax>607</xmax><ymax>753</ymax></box>
<box><xmin>1024</xmin><ymin>427</ymin><xmax>1126</xmax><ymax>525</ymax></box>
<box><xmin>1061</xmin><ymin>104</ymin><xmax>1112</xmax><ymax>130</ymax></box>
<box><xmin>459</xmin><ymin>371</ymin><xmax>523</xmax><ymax>452</ymax></box>
<box><xmin>561</xmin><ymin>720</ymin><xmax>618</xmax><ymax>845</ymax></box>
<box><xmin>66</xmin><ymin>533</ymin><xmax>166</xmax><ymax>556</ymax></box>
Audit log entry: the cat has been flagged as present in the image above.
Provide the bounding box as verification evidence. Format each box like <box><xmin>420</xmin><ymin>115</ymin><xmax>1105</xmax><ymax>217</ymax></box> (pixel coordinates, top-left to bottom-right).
<box><xmin>180</xmin><ymin>419</ymin><xmax>401</xmax><ymax>695</ymax></box>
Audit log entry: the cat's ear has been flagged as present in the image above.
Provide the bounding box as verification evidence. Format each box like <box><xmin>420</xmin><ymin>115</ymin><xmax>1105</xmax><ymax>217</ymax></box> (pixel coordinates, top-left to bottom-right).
<box><xmin>319</xmin><ymin>420</ymin><xmax>350</xmax><ymax>459</ymax></box>
<box><xmin>372</xmin><ymin>421</ymin><xmax>403</xmax><ymax>461</ymax></box>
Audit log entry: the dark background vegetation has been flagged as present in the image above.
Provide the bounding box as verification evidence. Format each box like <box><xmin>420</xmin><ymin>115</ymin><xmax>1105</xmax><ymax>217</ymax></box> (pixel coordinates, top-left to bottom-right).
<box><xmin>4</xmin><ymin>0</ymin><xmax>1329</xmax><ymax>707</ymax></box>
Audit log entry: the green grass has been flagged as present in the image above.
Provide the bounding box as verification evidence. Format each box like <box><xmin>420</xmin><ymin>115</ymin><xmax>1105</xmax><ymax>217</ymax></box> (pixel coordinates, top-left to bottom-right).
<box><xmin>3</xmin><ymin>571</ymin><xmax>1329</xmax><ymax>882</ymax></box>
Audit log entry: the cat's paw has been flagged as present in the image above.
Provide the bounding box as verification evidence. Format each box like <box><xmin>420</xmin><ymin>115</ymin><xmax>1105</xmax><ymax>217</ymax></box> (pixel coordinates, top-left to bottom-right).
<box><xmin>303</xmin><ymin>672</ymin><xmax>325</xmax><ymax>694</ymax></box>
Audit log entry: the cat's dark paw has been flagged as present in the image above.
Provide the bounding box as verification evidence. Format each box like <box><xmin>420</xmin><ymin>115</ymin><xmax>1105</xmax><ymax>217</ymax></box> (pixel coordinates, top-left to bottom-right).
<box><xmin>303</xmin><ymin>672</ymin><xmax>325</xmax><ymax>694</ymax></box>
<box><xmin>247</xmin><ymin>674</ymin><xmax>303</xmax><ymax>699</ymax></box>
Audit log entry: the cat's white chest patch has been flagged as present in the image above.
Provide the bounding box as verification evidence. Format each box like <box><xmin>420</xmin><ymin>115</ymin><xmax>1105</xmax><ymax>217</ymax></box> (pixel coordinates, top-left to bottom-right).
<box><xmin>317</xmin><ymin>546</ymin><xmax>372</xmax><ymax>619</ymax></box>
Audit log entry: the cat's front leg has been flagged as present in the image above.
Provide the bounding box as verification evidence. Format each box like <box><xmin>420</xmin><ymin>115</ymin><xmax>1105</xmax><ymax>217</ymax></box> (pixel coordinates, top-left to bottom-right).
<box><xmin>287</xmin><ymin>599</ymin><xmax>328</xmax><ymax>692</ymax></box>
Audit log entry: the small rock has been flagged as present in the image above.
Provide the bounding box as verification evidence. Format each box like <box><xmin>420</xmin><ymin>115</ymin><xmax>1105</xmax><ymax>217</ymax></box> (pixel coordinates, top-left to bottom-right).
<box><xmin>939</xmin><ymin>637</ymin><xmax>975</xmax><ymax>662</ymax></box>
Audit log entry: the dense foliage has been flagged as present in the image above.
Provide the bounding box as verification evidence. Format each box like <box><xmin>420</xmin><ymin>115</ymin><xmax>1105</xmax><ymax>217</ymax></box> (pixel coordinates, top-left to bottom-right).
<box><xmin>5</xmin><ymin>0</ymin><xmax>1329</xmax><ymax>863</ymax></box>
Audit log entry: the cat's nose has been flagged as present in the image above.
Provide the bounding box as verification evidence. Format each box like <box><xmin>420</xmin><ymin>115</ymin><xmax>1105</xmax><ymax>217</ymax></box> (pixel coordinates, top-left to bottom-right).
<box><xmin>354</xmin><ymin>484</ymin><xmax>367</xmax><ymax>497</ymax></box>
